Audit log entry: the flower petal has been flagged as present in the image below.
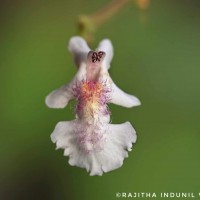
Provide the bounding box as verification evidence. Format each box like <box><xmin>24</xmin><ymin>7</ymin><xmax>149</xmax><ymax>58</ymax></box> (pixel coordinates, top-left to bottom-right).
<box><xmin>68</xmin><ymin>36</ymin><xmax>91</xmax><ymax>67</ymax></box>
<box><xmin>45</xmin><ymin>55</ymin><xmax>88</xmax><ymax>109</ymax></box>
<box><xmin>97</xmin><ymin>39</ymin><xmax>113</xmax><ymax>70</ymax></box>
<box><xmin>45</xmin><ymin>81</ymin><xmax>74</xmax><ymax>109</ymax></box>
<box><xmin>51</xmin><ymin>120</ymin><xmax>136</xmax><ymax>176</ymax></box>
<box><xmin>51</xmin><ymin>121</ymin><xmax>76</xmax><ymax>150</ymax></box>
<box><xmin>110</xmin><ymin>81</ymin><xmax>141</xmax><ymax>108</ymax></box>
<box><xmin>99</xmin><ymin>122</ymin><xmax>136</xmax><ymax>173</ymax></box>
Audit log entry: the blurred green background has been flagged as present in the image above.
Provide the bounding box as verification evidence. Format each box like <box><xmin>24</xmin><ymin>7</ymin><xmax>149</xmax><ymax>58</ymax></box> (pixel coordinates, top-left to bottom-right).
<box><xmin>1</xmin><ymin>0</ymin><xmax>200</xmax><ymax>199</ymax></box>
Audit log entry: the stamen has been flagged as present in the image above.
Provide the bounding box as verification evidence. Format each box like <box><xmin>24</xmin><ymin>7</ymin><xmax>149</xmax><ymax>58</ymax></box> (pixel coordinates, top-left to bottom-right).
<box><xmin>91</xmin><ymin>51</ymin><xmax>105</xmax><ymax>63</ymax></box>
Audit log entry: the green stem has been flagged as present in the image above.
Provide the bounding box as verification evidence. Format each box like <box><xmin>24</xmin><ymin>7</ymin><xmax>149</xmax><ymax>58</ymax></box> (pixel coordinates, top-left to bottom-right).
<box><xmin>90</xmin><ymin>0</ymin><xmax>130</xmax><ymax>26</ymax></box>
<box><xmin>78</xmin><ymin>0</ymin><xmax>131</xmax><ymax>44</ymax></box>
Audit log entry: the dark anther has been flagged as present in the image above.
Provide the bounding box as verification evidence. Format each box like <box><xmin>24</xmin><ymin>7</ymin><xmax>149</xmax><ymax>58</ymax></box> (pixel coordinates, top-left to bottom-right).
<box><xmin>92</xmin><ymin>51</ymin><xmax>104</xmax><ymax>63</ymax></box>
<box><xmin>98</xmin><ymin>51</ymin><xmax>104</xmax><ymax>58</ymax></box>
<box><xmin>92</xmin><ymin>52</ymin><xmax>99</xmax><ymax>63</ymax></box>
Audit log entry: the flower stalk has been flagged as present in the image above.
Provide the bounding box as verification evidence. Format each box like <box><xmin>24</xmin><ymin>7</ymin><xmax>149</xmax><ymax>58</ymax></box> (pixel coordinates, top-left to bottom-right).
<box><xmin>78</xmin><ymin>0</ymin><xmax>131</xmax><ymax>44</ymax></box>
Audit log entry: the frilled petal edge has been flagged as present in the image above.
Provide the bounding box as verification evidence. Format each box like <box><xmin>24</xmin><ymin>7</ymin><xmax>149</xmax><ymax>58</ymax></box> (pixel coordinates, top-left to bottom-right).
<box><xmin>51</xmin><ymin>120</ymin><xmax>136</xmax><ymax>176</ymax></box>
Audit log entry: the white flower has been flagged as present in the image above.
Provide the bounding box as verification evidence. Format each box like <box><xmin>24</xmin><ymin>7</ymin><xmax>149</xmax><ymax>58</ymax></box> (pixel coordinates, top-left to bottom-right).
<box><xmin>45</xmin><ymin>36</ymin><xmax>141</xmax><ymax>176</ymax></box>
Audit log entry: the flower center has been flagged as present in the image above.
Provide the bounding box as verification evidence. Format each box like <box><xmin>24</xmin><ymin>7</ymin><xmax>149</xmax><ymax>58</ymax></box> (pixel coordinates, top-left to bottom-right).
<box><xmin>74</xmin><ymin>80</ymin><xmax>110</xmax><ymax>121</ymax></box>
<box><xmin>72</xmin><ymin>80</ymin><xmax>110</xmax><ymax>153</ymax></box>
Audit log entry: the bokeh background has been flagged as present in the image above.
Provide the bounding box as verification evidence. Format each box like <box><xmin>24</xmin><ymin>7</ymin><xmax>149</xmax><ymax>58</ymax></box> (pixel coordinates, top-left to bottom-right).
<box><xmin>1</xmin><ymin>0</ymin><xmax>200</xmax><ymax>199</ymax></box>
